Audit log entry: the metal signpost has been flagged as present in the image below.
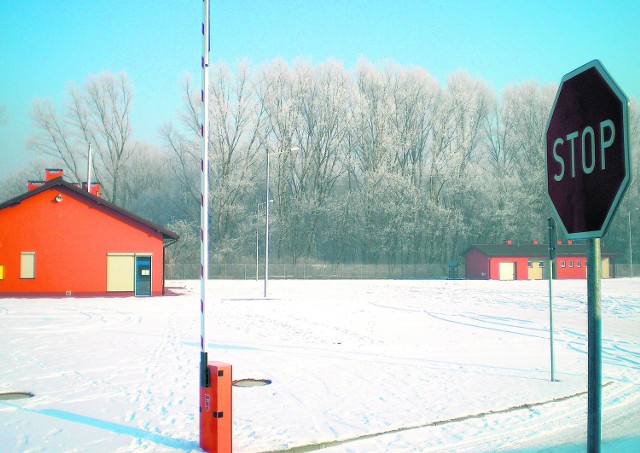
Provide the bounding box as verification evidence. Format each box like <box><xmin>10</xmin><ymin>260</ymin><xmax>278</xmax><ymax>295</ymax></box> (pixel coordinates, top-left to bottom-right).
<box><xmin>546</xmin><ymin>60</ymin><xmax>630</xmax><ymax>453</ymax></box>
<box><xmin>547</xmin><ymin>217</ymin><xmax>557</xmax><ymax>382</ymax></box>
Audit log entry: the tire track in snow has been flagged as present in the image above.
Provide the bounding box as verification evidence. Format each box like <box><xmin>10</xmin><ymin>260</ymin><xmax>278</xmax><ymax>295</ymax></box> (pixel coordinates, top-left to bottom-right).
<box><xmin>368</xmin><ymin>299</ymin><xmax>550</xmax><ymax>340</ymax></box>
<box><xmin>372</xmin><ymin>300</ymin><xmax>640</xmax><ymax>374</ymax></box>
<box><xmin>265</xmin><ymin>384</ymin><xmax>613</xmax><ymax>453</ymax></box>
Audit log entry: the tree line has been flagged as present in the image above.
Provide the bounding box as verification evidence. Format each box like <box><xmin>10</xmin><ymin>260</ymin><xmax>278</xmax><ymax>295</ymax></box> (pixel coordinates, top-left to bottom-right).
<box><xmin>3</xmin><ymin>59</ymin><xmax>639</xmax><ymax>271</ymax></box>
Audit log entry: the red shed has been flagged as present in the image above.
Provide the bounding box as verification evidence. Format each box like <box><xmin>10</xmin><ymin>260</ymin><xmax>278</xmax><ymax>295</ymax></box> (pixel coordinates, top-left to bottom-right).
<box><xmin>462</xmin><ymin>242</ymin><xmax>616</xmax><ymax>280</ymax></box>
<box><xmin>0</xmin><ymin>175</ymin><xmax>178</xmax><ymax>297</ymax></box>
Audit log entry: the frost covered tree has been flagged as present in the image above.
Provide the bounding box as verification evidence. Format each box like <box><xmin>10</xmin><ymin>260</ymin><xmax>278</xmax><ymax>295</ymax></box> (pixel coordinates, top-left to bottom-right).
<box><xmin>158</xmin><ymin>58</ymin><xmax>634</xmax><ymax>271</ymax></box>
<box><xmin>165</xmin><ymin>62</ymin><xmax>266</xmax><ymax>262</ymax></box>
<box><xmin>29</xmin><ymin>72</ymin><xmax>137</xmax><ymax>204</ymax></box>
<box><xmin>285</xmin><ymin>60</ymin><xmax>351</xmax><ymax>259</ymax></box>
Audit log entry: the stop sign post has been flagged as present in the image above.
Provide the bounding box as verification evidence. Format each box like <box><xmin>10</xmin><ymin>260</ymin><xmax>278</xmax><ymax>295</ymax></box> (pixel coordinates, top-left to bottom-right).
<box><xmin>546</xmin><ymin>60</ymin><xmax>630</xmax><ymax>453</ymax></box>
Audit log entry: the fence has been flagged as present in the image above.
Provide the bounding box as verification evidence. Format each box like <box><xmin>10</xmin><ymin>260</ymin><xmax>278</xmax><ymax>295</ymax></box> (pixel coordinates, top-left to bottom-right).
<box><xmin>165</xmin><ymin>262</ymin><xmax>452</xmax><ymax>280</ymax></box>
<box><xmin>614</xmin><ymin>264</ymin><xmax>639</xmax><ymax>278</ymax></box>
<box><xmin>166</xmin><ymin>262</ymin><xmax>639</xmax><ymax>280</ymax></box>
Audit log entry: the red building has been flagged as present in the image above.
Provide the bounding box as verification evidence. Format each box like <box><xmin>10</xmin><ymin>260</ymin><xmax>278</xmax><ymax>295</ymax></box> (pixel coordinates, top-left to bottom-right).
<box><xmin>462</xmin><ymin>241</ymin><xmax>616</xmax><ymax>280</ymax></box>
<box><xmin>0</xmin><ymin>170</ymin><xmax>178</xmax><ymax>296</ymax></box>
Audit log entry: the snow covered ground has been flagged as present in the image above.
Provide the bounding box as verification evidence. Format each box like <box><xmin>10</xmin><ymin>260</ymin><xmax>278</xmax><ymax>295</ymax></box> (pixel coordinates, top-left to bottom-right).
<box><xmin>1</xmin><ymin>278</ymin><xmax>639</xmax><ymax>452</ymax></box>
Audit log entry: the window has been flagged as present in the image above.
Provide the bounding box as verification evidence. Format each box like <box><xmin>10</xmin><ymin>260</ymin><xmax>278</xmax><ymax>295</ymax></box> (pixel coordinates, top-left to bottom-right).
<box><xmin>20</xmin><ymin>252</ymin><xmax>35</xmax><ymax>279</ymax></box>
<box><xmin>528</xmin><ymin>261</ymin><xmax>533</xmax><ymax>268</ymax></box>
<box><xmin>0</xmin><ymin>265</ymin><xmax>4</xmax><ymax>280</ymax></box>
<box><xmin>561</xmin><ymin>260</ymin><xmax>566</xmax><ymax>268</ymax></box>
<box><xmin>539</xmin><ymin>261</ymin><xmax>545</xmax><ymax>268</ymax></box>
<box><xmin>569</xmin><ymin>261</ymin><xmax>574</xmax><ymax>268</ymax></box>
<box><xmin>577</xmin><ymin>261</ymin><xmax>582</xmax><ymax>268</ymax></box>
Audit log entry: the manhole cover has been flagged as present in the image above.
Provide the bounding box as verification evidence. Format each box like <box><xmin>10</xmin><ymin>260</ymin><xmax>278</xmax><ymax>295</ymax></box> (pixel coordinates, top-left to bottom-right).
<box><xmin>232</xmin><ymin>379</ymin><xmax>272</xmax><ymax>388</ymax></box>
<box><xmin>0</xmin><ymin>392</ymin><xmax>34</xmax><ymax>401</ymax></box>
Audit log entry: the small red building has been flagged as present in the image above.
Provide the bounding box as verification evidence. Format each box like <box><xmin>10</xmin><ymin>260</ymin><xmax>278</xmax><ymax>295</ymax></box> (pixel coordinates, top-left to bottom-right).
<box><xmin>462</xmin><ymin>241</ymin><xmax>616</xmax><ymax>280</ymax></box>
<box><xmin>0</xmin><ymin>170</ymin><xmax>178</xmax><ymax>297</ymax></box>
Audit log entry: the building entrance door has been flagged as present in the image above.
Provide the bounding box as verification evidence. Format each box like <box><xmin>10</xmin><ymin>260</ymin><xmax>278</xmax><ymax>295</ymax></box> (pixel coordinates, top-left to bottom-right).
<box><xmin>499</xmin><ymin>262</ymin><xmax>516</xmax><ymax>280</ymax></box>
<box><xmin>135</xmin><ymin>256</ymin><xmax>152</xmax><ymax>296</ymax></box>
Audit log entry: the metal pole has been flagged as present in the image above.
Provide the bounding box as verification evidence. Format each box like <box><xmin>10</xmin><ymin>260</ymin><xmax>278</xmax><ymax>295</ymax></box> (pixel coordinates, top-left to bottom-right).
<box><xmin>256</xmin><ymin>204</ymin><xmax>259</xmax><ymax>281</ymax></box>
<box><xmin>630</xmin><ymin>211</ymin><xmax>633</xmax><ymax>277</ymax></box>
<box><xmin>587</xmin><ymin>237</ymin><xmax>602</xmax><ymax>453</ymax></box>
<box><xmin>548</xmin><ymin>217</ymin><xmax>557</xmax><ymax>382</ymax></box>
<box><xmin>264</xmin><ymin>149</ymin><xmax>270</xmax><ymax>298</ymax></box>
<box><xmin>548</xmin><ymin>258</ymin><xmax>555</xmax><ymax>382</ymax></box>
<box><xmin>86</xmin><ymin>144</ymin><xmax>92</xmax><ymax>193</ymax></box>
<box><xmin>199</xmin><ymin>0</ymin><xmax>211</xmax><ymax>387</ymax></box>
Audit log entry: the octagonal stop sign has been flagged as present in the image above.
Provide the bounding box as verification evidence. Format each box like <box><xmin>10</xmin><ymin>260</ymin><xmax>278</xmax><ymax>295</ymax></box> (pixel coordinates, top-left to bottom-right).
<box><xmin>546</xmin><ymin>60</ymin><xmax>630</xmax><ymax>239</ymax></box>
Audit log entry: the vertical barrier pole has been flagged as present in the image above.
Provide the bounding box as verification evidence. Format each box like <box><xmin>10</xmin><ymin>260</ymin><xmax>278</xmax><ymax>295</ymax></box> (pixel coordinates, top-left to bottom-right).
<box><xmin>199</xmin><ymin>1</ymin><xmax>212</xmax><ymax>450</ymax></box>
<box><xmin>199</xmin><ymin>0</ymin><xmax>211</xmax><ymax>384</ymax></box>
<box><xmin>199</xmin><ymin>2</ymin><xmax>231</xmax><ymax>453</ymax></box>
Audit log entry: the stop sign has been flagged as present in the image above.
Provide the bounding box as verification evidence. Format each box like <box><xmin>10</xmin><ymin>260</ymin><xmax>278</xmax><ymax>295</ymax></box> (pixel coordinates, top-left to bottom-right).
<box><xmin>546</xmin><ymin>60</ymin><xmax>630</xmax><ymax>239</ymax></box>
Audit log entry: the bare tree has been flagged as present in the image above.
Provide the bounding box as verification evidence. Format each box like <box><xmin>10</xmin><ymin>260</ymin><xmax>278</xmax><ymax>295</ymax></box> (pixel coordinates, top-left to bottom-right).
<box><xmin>118</xmin><ymin>142</ymin><xmax>172</xmax><ymax>219</ymax></box>
<box><xmin>161</xmin><ymin>122</ymin><xmax>201</xmax><ymax>221</ymax></box>
<box><xmin>29</xmin><ymin>72</ymin><xmax>136</xmax><ymax>203</ymax></box>
<box><xmin>165</xmin><ymin>62</ymin><xmax>266</xmax><ymax>260</ymax></box>
<box><xmin>29</xmin><ymin>99</ymin><xmax>86</xmax><ymax>182</ymax></box>
<box><xmin>208</xmin><ymin>62</ymin><xmax>265</xmax><ymax>246</ymax></box>
<box><xmin>160</xmin><ymin>58</ymin><xmax>635</xmax><ymax>270</ymax></box>
<box><xmin>445</xmin><ymin>71</ymin><xmax>493</xmax><ymax>178</ymax></box>
<box><xmin>285</xmin><ymin>60</ymin><xmax>352</xmax><ymax>257</ymax></box>
<box><xmin>350</xmin><ymin>59</ymin><xmax>394</xmax><ymax>178</ymax></box>
<box><xmin>388</xmin><ymin>64</ymin><xmax>439</xmax><ymax>187</ymax></box>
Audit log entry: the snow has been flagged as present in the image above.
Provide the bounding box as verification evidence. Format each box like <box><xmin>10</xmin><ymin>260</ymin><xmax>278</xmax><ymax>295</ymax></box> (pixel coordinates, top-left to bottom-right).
<box><xmin>1</xmin><ymin>278</ymin><xmax>639</xmax><ymax>452</ymax></box>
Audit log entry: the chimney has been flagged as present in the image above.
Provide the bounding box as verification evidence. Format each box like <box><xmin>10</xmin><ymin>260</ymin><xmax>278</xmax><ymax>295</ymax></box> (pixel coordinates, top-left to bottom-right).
<box><xmin>567</xmin><ymin>240</ymin><xmax>573</xmax><ymax>245</ymax></box>
<box><xmin>82</xmin><ymin>182</ymin><xmax>102</xmax><ymax>198</ymax></box>
<box><xmin>533</xmin><ymin>240</ymin><xmax>539</xmax><ymax>245</ymax></box>
<box><xmin>45</xmin><ymin>168</ymin><xmax>64</xmax><ymax>181</ymax></box>
<box><xmin>557</xmin><ymin>240</ymin><xmax>562</xmax><ymax>245</ymax></box>
<box><xmin>505</xmin><ymin>240</ymin><xmax>513</xmax><ymax>245</ymax></box>
<box><xmin>27</xmin><ymin>180</ymin><xmax>45</xmax><ymax>191</ymax></box>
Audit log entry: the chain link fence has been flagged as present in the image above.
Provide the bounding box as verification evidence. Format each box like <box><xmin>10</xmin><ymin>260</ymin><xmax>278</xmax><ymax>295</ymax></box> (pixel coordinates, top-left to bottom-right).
<box><xmin>614</xmin><ymin>264</ymin><xmax>638</xmax><ymax>278</ymax></box>
<box><xmin>165</xmin><ymin>262</ymin><xmax>453</xmax><ymax>280</ymax></box>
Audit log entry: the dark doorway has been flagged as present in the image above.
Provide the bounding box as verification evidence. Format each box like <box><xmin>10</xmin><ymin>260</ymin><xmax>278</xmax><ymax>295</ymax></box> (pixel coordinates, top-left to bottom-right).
<box><xmin>135</xmin><ymin>256</ymin><xmax>152</xmax><ymax>296</ymax></box>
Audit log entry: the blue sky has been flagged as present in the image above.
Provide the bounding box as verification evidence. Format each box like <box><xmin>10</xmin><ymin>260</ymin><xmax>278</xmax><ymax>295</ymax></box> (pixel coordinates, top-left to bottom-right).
<box><xmin>1</xmin><ymin>0</ymin><xmax>639</xmax><ymax>179</ymax></box>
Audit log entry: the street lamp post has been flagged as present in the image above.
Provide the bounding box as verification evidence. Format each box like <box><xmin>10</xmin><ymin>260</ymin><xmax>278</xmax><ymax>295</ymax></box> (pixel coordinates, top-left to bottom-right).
<box><xmin>264</xmin><ymin>146</ymin><xmax>299</xmax><ymax>298</ymax></box>
<box><xmin>264</xmin><ymin>151</ymin><xmax>271</xmax><ymax>297</ymax></box>
<box><xmin>256</xmin><ymin>200</ymin><xmax>271</xmax><ymax>281</ymax></box>
<box><xmin>256</xmin><ymin>203</ymin><xmax>260</xmax><ymax>281</ymax></box>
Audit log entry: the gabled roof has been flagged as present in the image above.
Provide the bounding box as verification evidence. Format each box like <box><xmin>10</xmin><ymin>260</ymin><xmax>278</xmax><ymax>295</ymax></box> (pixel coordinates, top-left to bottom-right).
<box><xmin>0</xmin><ymin>177</ymin><xmax>178</xmax><ymax>244</ymax></box>
<box><xmin>462</xmin><ymin>243</ymin><xmax>617</xmax><ymax>258</ymax></box>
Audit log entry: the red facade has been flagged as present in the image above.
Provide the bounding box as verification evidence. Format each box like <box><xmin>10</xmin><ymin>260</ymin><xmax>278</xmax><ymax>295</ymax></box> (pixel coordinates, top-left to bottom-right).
<box><xmin>0</xmin><ymin>177</ymin><xmax>177</xmax><ymax>297</ymax></box>
<box><xmin>463</xmin><ymin>243</ymin><xmax>615</xmax><ymax>280</ymax></box>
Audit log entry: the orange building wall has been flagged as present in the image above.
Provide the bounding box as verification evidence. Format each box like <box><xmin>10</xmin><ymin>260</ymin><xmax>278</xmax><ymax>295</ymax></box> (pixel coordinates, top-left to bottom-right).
<box><xmin>0</xmin><ymin>186</ymin><xmax>166</xmax><ymax>296</ymax></box>
<box><xmin>555</xmin><ymin>256</ymin><xmax>588</xmax><ymax>279</ymax></box>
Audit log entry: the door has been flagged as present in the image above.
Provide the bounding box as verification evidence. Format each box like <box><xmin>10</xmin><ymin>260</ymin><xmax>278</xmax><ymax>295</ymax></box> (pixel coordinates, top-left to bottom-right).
<box><xmin>107</xmin><ymin>254</ymin><xmax>135</xmax><ymax>292</ymax></box>
<box><xmin>601</xmin><ymin>258</ymin><xmax>610</xmax><ymax>279</ymax></box>
<box><xmin>135</xmin><ymin>256</ymin><xmax>152</xmax><ymax>296</ymax></box>
<box><xmin>528</xmin><ymin>261</ymin><xmax>544</xmax><ymax>280</ymax></box>
<box><xmin>499</xmin><ymin>262</ymin><xmax>516</xmax><ymax>281</ymax></box>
